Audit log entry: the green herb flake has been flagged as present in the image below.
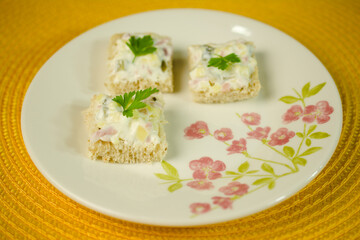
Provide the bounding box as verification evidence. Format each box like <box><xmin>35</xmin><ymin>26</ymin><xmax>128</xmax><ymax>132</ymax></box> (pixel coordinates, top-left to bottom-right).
<box><xmin>126</xmin><ymin>35</ymin><xmax>157</xmax><ymax>62</ymax></box>
<box><xmin>112</xmin><ymin>87</ymin><xmax>159</xmax><ymax>118</ymax></box>
<box><xmin>207</xmin><ymin>53</ymin><xmax>241</xmax><ymax>70</ymax></box>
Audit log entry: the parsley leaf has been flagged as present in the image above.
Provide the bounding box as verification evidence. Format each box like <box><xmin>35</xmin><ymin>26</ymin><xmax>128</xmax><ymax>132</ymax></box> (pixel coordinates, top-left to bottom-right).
<box><xmin>208</xmin><ymin>53</ymin><xmax>241</xmax><ymax>70</ymax></box>
<box><xmin>112</xmin><ymin>87</ymin><xmax>159</xmax><ymax>118</ymax></box>
<box><xmin>126</xmin><ymin>35</ymin><xmax>157</xmax><ymax>62</ymax></box>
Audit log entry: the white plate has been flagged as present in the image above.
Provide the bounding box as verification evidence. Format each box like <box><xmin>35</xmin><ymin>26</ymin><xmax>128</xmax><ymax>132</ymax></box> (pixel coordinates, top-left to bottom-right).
<box><xmin>21</xmin><ymin>9</ymin><xmax>342</xmax><ymax>226</ymax></box>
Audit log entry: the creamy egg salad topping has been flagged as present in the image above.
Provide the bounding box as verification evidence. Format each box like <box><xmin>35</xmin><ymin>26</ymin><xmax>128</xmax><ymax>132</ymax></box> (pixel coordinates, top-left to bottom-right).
<box><xmin>189</xmin><ymin>39</ymin><xmax>257</xmax><ymax>93</ymax></box>
<box><xmin>109</xmin><ymin>33</ymin><xmax>172</xmax><ymax>84</ymax></box>
<box><xmin>90</xmin><ymin>93</ymin><xmax>165</xmax><ymax>146</ymax></box>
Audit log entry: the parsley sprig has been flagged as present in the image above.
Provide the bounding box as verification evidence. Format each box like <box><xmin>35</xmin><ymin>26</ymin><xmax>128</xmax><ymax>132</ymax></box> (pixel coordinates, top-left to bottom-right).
<box><xmin>207</xmin><ymin>53</ymin><xmax>241</xmax><ymax>70</ymax></box>
<box><xmin>126</xmin><ymin>35</ymin><xmax>157</xmax><ymax>63</ymax></box>
<box><xmin>112</xmin><ymin>87</ymin><xmax>159</xmax><ymax>118</ymax></box>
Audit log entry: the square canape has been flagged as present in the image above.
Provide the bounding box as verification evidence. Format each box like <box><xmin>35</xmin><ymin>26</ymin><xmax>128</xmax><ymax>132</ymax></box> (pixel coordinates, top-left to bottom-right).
<box><xmin>188</xmin><ymin>39</ymin><xmax>261</xmax><ymax>103</ymax></box>
<box><xmin>105</xmin><ymin>33</ymin><xmax>173</xmax><ymax>94</ymax></box>
<box><xmin>83</xmin><ymin>92</ymin><xmax>167</xmax><ymax>163</ymax></box>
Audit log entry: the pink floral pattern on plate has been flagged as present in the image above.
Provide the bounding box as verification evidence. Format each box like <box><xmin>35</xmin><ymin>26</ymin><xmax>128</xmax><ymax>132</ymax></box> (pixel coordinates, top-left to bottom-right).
<box><xmin>189</xmin><ymin>203</ymin><xmax>211</xmax><ymax>214</ymax></box>
<box><xmin>189</xmin><ymin>157</ymin><xmax>226</xmax><ymax>180</ymax></box>
<box><xmin>214</xmin><ymin>128</ymin><xmax>234</xmax><ymax>142</ymax></box>
<box><xmin>226</xmin><ymin>138</ymin><xmax>247</xmax><ymax>155</ymax></box>
<box><xmin>268</xmin><ymin>128</ymin><xmax>295</xmax><ymax>146</ymax></box>
<box><xmin>241</xmin><ymin>113</ymin><xmax>261</xmax><ymax>125</ymax></box>
<box><xmin>302</xmin><ymin>101</ymin><xmax>334</xmax><ymax>124</ymax></box>
<box><xmin>184</xmin><ymin>121</ymin><xmax>209</xmax><ymax>139</ymax></box>
<box><xmin>247</xmin><ymin>126</ymin><xmax>271</xmax><ymax>140</ymax></box>
<box><xmin>212</xmin><ymin>196</ymin><xmax>233</xmax><ymax>209</ymax></box>
<box><xmin>155</xmin><ymin>82</ymin><xmax>334</xmax><ymax>217</ymax></box>
<box><xmin>219</xmin><ymin>182</ymin><xmax>249</xmax><ymax>196</ymax></box>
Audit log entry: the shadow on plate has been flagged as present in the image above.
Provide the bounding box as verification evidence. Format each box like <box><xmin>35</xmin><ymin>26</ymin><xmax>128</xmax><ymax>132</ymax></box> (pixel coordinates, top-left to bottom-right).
<box><xmin>53</xmin><ymin>102</ymin><xmax>88</xmax><ymax>156</ymax></box>
<box><xmin>163</xmin><ymin>107</ymin><xmax>178</xmax><ymax>160</ymax></box>
<box><xmin>88</xmin><ymin>39</ymin><xmax>108</xmax><ymax>93</ymax></box>
<box><xmin>172</xmin><ymin>50</ymin><xmax>187</xmax><ymax>93</ymax></box>
<box><xmin>255</xmin><ymin>51</ymin><xmax>271</xmax><ymax>101</ymax></box>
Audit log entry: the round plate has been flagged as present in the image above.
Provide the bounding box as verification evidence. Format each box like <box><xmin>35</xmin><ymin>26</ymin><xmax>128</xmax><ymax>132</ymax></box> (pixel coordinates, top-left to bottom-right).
<box><xmin>21</xmin><ymin>9</ymin><xmax>342</xmax><ymax>226</ymax></box>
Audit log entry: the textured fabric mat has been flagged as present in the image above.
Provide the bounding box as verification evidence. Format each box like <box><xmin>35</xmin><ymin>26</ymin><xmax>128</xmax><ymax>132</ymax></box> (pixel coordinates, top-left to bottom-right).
<box><xmin>1</xmin><ymin>0</ymin><xmax>360</xmax><ymax>239</ymax></box>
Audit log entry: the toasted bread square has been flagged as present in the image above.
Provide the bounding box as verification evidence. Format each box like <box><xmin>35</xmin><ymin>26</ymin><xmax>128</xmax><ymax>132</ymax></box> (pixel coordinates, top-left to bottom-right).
<box><xmin>83</xmin><ymin>93</ymin><xmax>167</xmax><ymax>163</ymax></box>
<box><xmin>188</xmin><ymin>39</ymin><xmax>261</xmax><ymax>103</ymax></box>
<box><xmin>105</xmin><ymin>33</ymin><xmax>173</xmax><ymax>94</ymax></box>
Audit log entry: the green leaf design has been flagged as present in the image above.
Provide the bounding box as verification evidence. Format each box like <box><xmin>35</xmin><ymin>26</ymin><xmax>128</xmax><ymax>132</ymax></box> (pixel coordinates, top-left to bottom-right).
<box><xmin>293</xmin><ymin>157</ymin><xmax>307</xmax><ymax>166</ymax></box>
<box><xmin>242</xmin><ymin>151</ymin><xmax>250</xmax><ymax>157</ymax></box>
<box><xmin>296</xmin><ymin>132</ymin><xmax>304</xmax><ymax>138</ymax></box>
<box><xmin>302</xmin><ymin>82</ymin><xmax>310</xmax><ymax>98</ymax></box>
<box><xmin>307</xmin><ymin>82</ymin><xmax>326</xmax><ymax>97</ymax></box>
<box><xmin>154</xmin><ymin>173</ymin><xmax>178</xmax><ymax>180</ymax></box>
<box><xmin>300</xmin><ymin>147</ymin><xmax>322</xmax><ymax>156</ymax></box>
<box><xmin>310</xmin><ymin>132</ymin><xmax>331</xmax><ymax>139</ymax></box>
<box><xmin>307</xmin><ymin>125</ymin><xmax>317</xmax><ymax>135</ymax></box>
<box><xmin>279</xmin><ymin>96</ymin><xmax>299</xmax><ymax>104</ymax></box>
<box><xmin>161</xmin><ymin>161</ymin><xmax>179</xmax><ymax>178</ymax></box>
<box><xmin>261</xmin><ymin>163</ymin><xmax>275</xmax><ymax>175</ymax></box>
<box><xmin>246</xmin><ymin>170</ymin><xmax>259</xmax><ymax>174</ymax></box>
<box><xmin>226</xmin><ymin>171</ymin><xmax>239</xmax><ymax>175</ymax></box>
<box><xmin>238</xmin><ymin>161</ymin><xmax>250</xmax><ymax>173</ymax></box>
<box><xmin>293</xmin><ymin>88</ymin><xmax>302</xmax><ymax>98</ymax></box>
<box><xmin>306</xmin><ymin>138</ymin><xmax>312</xmax><ymax>146</ymax></box>
<box><xmin>232</xmin><ymin>176</ymin><xmax>243</xmax><ymax>181</ymax></box>
<box><xmin>268</xmin><ymin>181</ymin><xmax>276</xmax><ymax>190</ymax></box>
<box><xmin>168</xmin><ymin>182</ymin><xmax>182</xmax><ymax>192</ymax></box>
<box><xmin>253</xmin><ymin>177</ymin><xmax>273</xmax><ymax>185</ymax></box>
<box><xmin>283</xmin><ymin>146</ymin><xmax>295</xmax><ymax>157</ymax></box>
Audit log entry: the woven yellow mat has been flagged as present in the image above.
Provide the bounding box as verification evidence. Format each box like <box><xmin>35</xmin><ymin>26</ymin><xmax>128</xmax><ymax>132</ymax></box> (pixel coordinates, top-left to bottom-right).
<box><xmin>1</xmin><ymin>0</ymin><xmax>360</xmax><ymax>239</ymax></box>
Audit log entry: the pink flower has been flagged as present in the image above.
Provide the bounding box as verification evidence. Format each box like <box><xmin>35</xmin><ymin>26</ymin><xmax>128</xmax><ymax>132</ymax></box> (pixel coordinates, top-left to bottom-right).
<box><xmin>190</xmin><ymin>203</ymin><xmax>211</xmax><ymax>214</ymax></box>
<box><xmin>226</xmin><ymin>138</ymin><xmax>247</xmax><ymax>155</ymax></box>
<box><xmin>219</xmin><ymin>182</ymin><xmax>249</xmax><ymax>196</ymax></box>
<box><xmin>247</xmin><ymin>127</ymin><xmax>271</xmax><ymax>140</ymax></box>
<box><xmin>302</xmin><ymin>101</ymin><xmax>334</xmax><ymax>124</ymax></box>
<box><xmin>184</xmin><ymin>121</ymin><xmax>210</xmax><ymax>139</ymax></box>
<box><xmin>187</xmin><ymin>180</ymin><xmax>214</xmax><ymax>190</ymax></box>
<box><xmin>214</xmin><ymin>128</ymin><xmax>234</xmax><ymax>141</ymax></box>
<box><xmin>189</xmin><ymin>157</ymin><xmax>226</xmax><ymax>180</ymax></box>
<box><xmin>282</xmin><ymin>105</ymin><xmax>304</xmax><ymax>124</ymax></box>
<box><xmin>212</xmin><ymin>196</ymin><xmax>233</xmax><ymax>209</ymax></box>
<box><xmin>268</xmin><ymin>128</ymin><xmax>295</xmax><ymax>146</ymax></box>
<box><xmin>241</xmin><ymin>113</ymin><xmax>261</xmax><ymax>125</ymax></box>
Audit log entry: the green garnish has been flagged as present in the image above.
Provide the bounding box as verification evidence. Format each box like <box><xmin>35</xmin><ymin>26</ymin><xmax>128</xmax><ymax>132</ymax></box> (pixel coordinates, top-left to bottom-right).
<box><xmin>112</xmin><ymin>87</ymin><xmax>159</xmax><ymax>118</ymax></box>
<box><xmin>126</xmin><ymin>35</ymin><xmax>157</xmax><ymax>63</ymax></box>
<box><xmin>207</xmin><ymin>53</ymin><xmax>241</xmax><ymax>70</ymax></box>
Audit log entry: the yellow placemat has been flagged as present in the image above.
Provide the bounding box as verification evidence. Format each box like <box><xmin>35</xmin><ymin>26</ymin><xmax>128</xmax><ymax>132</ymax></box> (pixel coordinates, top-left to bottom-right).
<box><xmin>1</xmin><ymin>0</ymin><xmax>360</xmax><ymax>239</ymax></box>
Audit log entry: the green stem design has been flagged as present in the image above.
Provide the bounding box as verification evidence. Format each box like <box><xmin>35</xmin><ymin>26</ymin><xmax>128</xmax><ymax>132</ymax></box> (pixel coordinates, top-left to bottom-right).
<box><xmin>236</xmin><ymin>113</ymin><xmax>296</xmax><ymax>167</ymax></box>
<box><xmin>189</xmin><ymin>86</ymin><xmax>327</xmax><ymax>216</ymax></box>
<box><xmin>160</xmin><ymin>178</ymin><xmax>193</xmax><ymax>184</ymax></box>
<box><xmin>213</xmin><ymin>127</ymin><xmax>295</xmax><ymax>172</ymax></box>
<box><xmin>264</xmin><ymin>143</ymin><xmax>292</xmax><ymax>161</ymax></box>
<box><xmin>293</xmin><ymin>88</ymin><xmax>306</xmax><ymax>107</ymax></box>
<box><xmin>295</xmin><ymin>123</ymin><xmax>307</xmax><ymax>158</ymax></box>
<box><xmin>192</xmin><ymin>159</ymin><xmax>298</xmax><ymax>217</ymax></box>
<box><xmin>291</xmin><ymin>123</ymin><xmax>307</xmax><ymax>171</ymax></box>
<box><xmin>277</xmin><ymin>172</ymin><xmax>294</xmax><ymax>178</ymax></box>
<box><xmin>222</xmin><ymin>174</ymin><xmax>273</xmax><ymax>178</ymax></box>
<box><xmin>246</xmin><ymin>154</ymin><xmax>295</xmax><ymax>172</ymax></box>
